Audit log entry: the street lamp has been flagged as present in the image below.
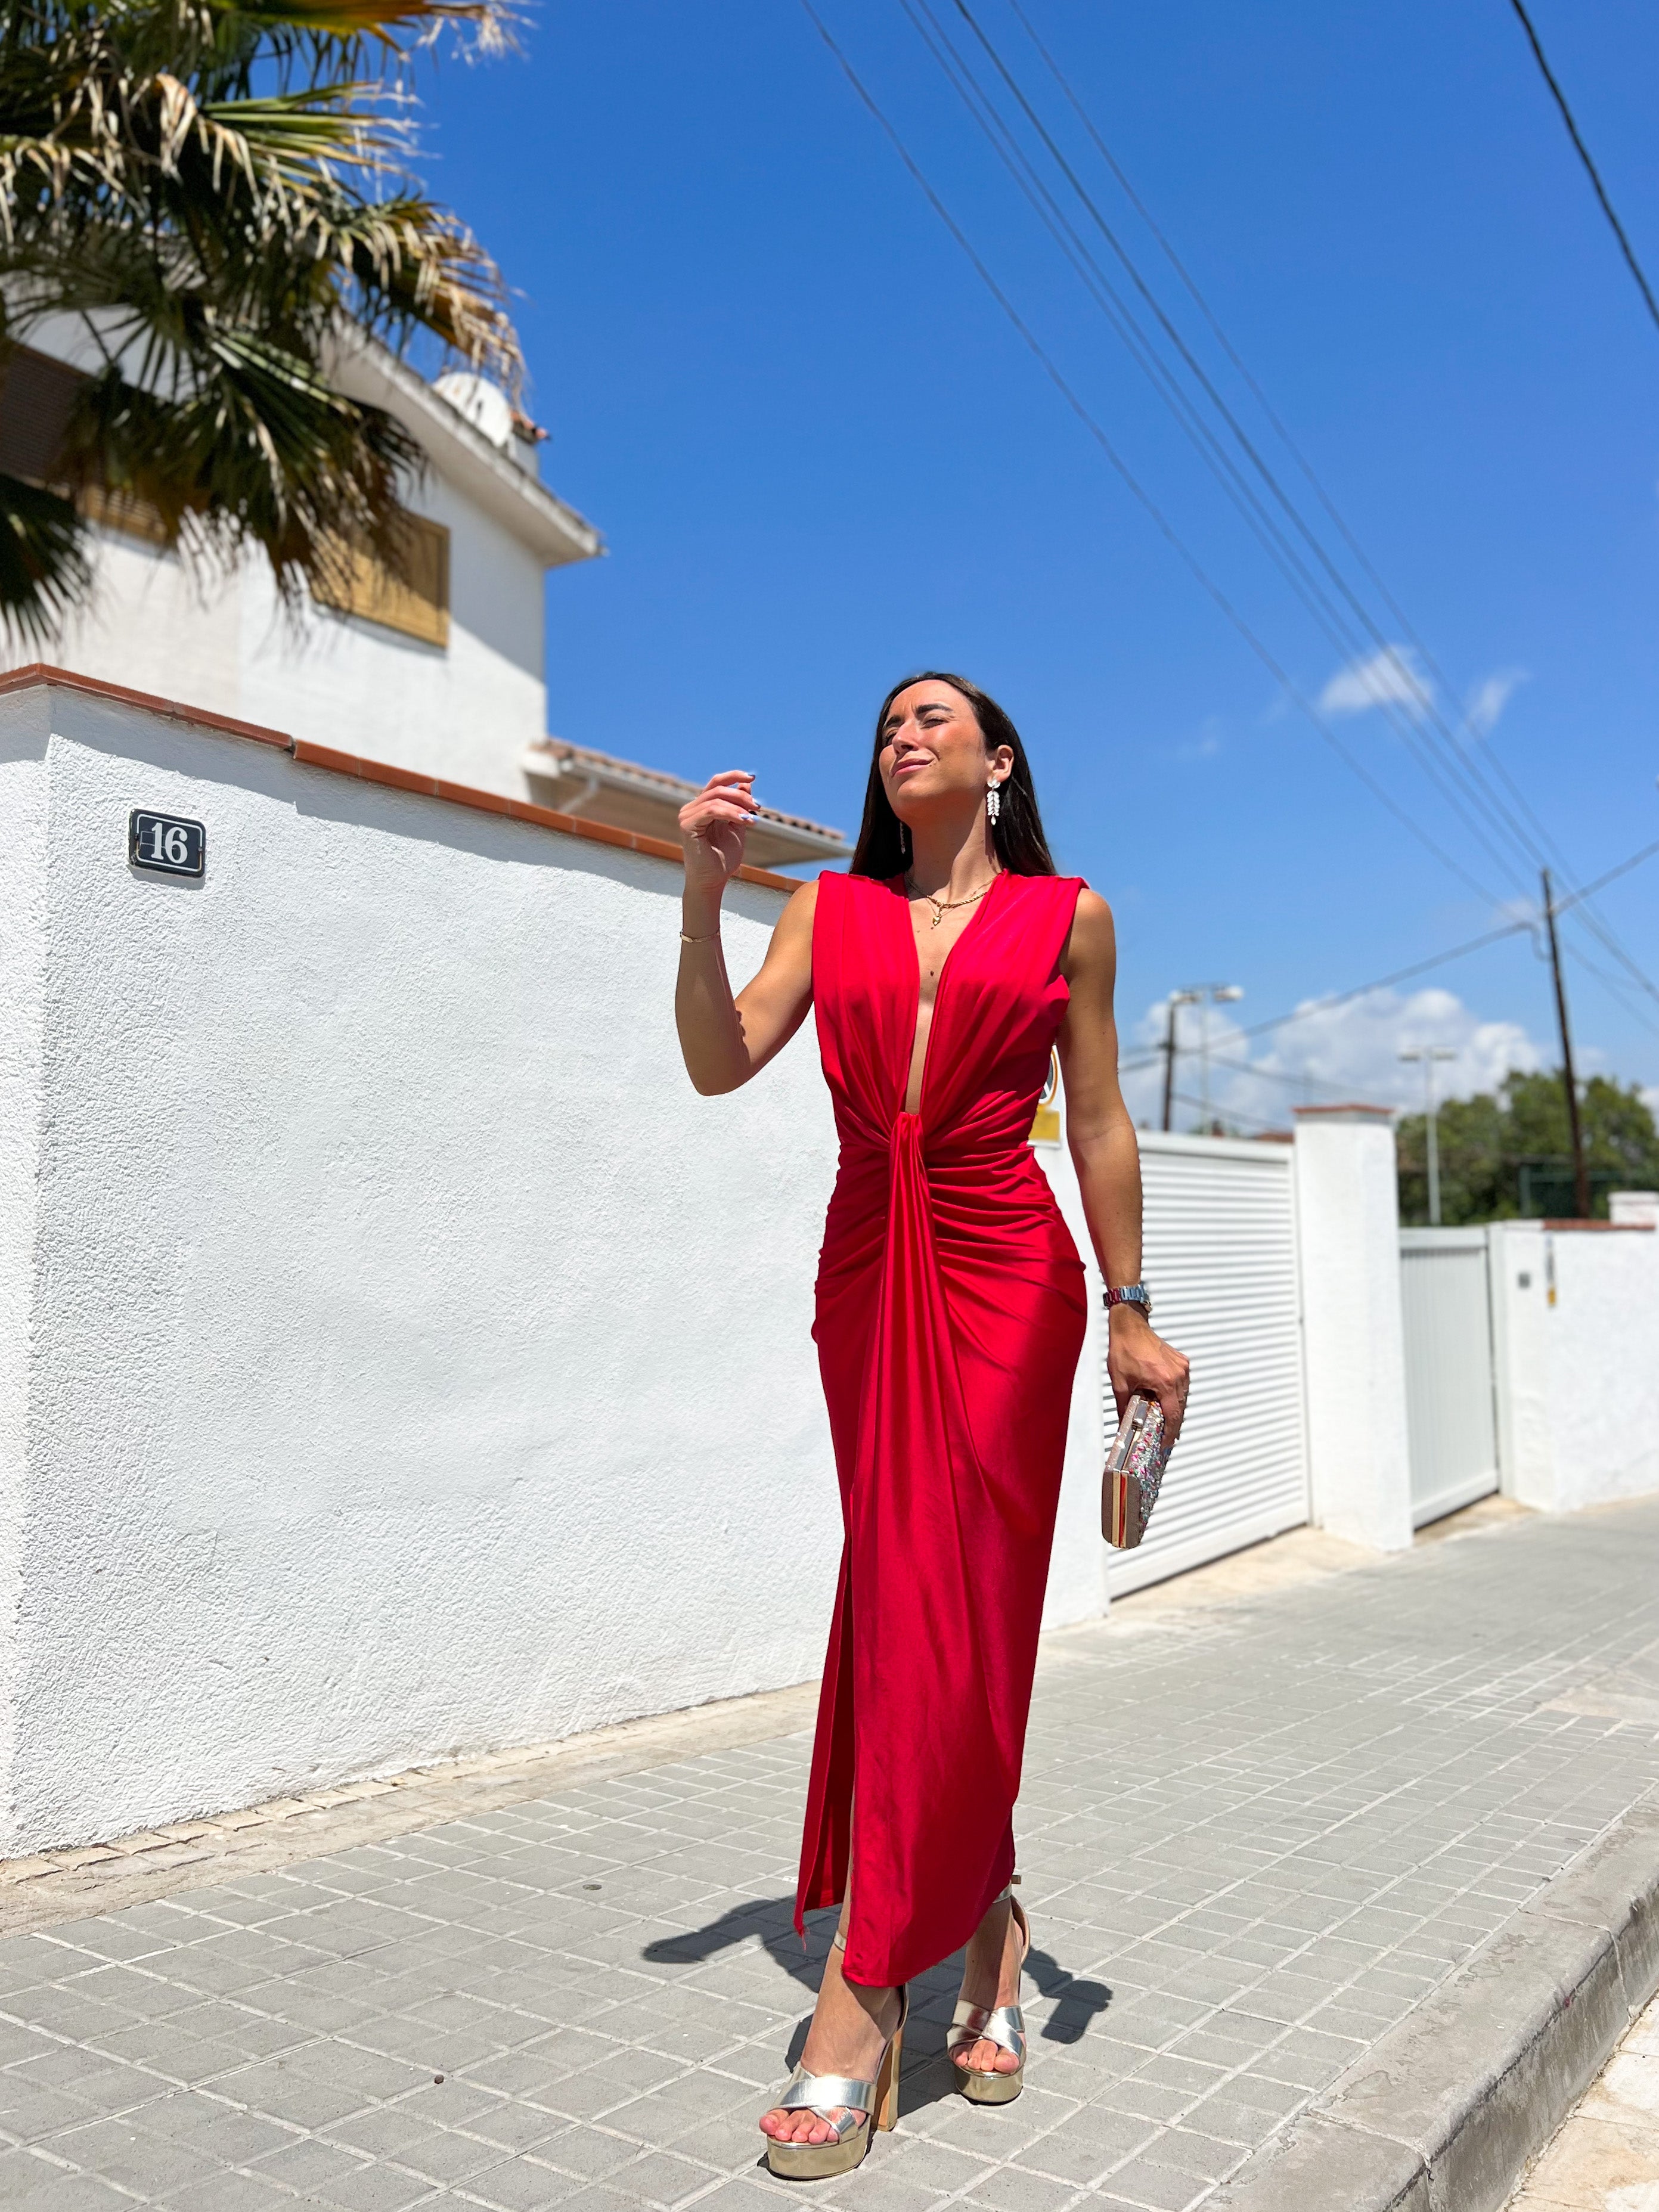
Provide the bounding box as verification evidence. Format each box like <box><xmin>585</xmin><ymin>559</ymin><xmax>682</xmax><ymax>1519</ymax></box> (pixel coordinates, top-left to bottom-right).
<box><xmin>1161</xmin><ymin>989</ymin><xmax>1202</xmax><ymax>1133</ymax></box>
<box><xmin>1400</xmin><ymin>1046</ymin><xmax>1458</xmax><ymax>1225</ymax></box>
<box><xmin>1201</xmin><ymin>985</ymin><xmax>1244</xmax><ymax>1134</ymax></box>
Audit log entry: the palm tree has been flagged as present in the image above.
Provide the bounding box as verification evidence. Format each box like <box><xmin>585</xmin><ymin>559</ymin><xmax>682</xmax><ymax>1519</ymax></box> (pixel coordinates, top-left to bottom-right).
<box><xmin>0</xmin><ymin>0</ymin><xmax>523</xmax><ymax>642</ymax></box>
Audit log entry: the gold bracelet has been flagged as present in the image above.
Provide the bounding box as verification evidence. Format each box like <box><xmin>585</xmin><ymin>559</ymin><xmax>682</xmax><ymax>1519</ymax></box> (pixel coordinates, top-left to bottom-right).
<box><xmin>679</xmin><ymin>930</ymin><xmax>720</xmax><ymax>944</ymax></box>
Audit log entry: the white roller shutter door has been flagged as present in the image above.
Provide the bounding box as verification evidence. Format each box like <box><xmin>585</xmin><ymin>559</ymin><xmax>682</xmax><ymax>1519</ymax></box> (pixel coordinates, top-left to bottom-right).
<box><xmin>1108</xmin><ymin>1133</ymin><xmax>1310</xmax><ymax>1595</ymax></box>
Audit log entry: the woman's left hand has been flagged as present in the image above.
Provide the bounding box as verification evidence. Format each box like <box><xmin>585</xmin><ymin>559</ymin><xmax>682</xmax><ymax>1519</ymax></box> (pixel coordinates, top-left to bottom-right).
<box><xmin>1108</xmin><ymin>1310</ymin><xmax>1190</xmax><ymax>1442</ymax></box>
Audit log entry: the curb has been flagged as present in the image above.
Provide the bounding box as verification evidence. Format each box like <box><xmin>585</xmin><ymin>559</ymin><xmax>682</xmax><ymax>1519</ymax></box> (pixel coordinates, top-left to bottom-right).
<box><xmin>1211</xmin><ymin>1798</ymin><xmax>1659</xmax><ymax>2212</ymax></box>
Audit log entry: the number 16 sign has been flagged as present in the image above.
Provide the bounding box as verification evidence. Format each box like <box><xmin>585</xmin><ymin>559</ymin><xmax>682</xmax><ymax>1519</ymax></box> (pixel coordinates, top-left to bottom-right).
<box><xmin>129</xmin><ymin>809</ymin><xmax>205</xmax><ymax>877</ymax></box>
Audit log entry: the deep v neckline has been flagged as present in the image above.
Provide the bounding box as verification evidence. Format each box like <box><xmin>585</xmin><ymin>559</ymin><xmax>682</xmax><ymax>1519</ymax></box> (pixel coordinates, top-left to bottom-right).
<box><xmin>897</xmin><ymin>869</ymin><xmax>1004</xmax><ymax>1118</ymax></box>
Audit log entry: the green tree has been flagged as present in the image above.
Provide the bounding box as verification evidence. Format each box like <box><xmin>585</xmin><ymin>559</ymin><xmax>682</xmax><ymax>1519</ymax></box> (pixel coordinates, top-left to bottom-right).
<box><xmin>1397</xmin><ymin>1069</ymin><xmax>1659</xmax><ymax>1223</ymax></box>
<box><xmin>0</xmin><ymin>0</ymin><xmax>520</xmax><ymax>640</ymax></box>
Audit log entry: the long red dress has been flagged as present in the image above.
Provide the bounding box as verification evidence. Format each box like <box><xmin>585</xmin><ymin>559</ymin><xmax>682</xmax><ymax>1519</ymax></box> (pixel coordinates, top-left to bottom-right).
<box><xmin>795</xmin><ymin>866</ymin><xmax>1089</xmax><ymax>1988</ymax></box>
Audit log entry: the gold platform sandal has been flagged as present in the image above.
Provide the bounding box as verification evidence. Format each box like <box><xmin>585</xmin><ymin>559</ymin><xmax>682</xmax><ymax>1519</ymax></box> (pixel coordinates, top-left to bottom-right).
<box><xmin>764</xmin><ymin>1931</ymin><xmax>908</xmax><ymax>2180</ymax></box>
<box><xmin>948</xmin><ymin>1880</ymin><xmax>1031</xmax><ymax>2104</ymax></box>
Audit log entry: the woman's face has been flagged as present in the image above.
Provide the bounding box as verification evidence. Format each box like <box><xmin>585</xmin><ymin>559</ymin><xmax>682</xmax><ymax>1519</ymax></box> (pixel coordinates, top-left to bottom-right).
<box><xmin>877</xmin><ymin>681</ymin><xmax>1012</xmax><ymax>823</ymax></box>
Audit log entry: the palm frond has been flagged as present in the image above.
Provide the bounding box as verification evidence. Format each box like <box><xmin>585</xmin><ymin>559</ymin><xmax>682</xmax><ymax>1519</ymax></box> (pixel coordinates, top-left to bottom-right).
<box><xmin>0</xmin><ymin>472</ymin><xmax>92</xmax><ymax>641</ymax></box>
<box><xmin>0</xmin><ymin>0</ymin><xmax>527</xmax><ymax>635</ymax></box>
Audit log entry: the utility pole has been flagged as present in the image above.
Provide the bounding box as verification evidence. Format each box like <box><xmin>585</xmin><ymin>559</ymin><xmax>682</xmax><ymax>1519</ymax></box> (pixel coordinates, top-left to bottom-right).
<box><xmin>1161</xmin><ymin>988</ymin><xmax>1201</xmax><ymax>1133</ymax></box>
<box><xmin>1400</xmin><ymin>1046</ymin><xmax>1458</xmax><ymax>1224</ymax></box>
<box><xmin>1541</xmin><ymin>867</ymin><xmax>1590</xmax><ymax>1218</ymax></box>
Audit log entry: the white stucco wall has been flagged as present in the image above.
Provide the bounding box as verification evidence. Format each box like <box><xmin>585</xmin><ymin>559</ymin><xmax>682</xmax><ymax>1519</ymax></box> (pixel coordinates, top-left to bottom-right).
<box><xmin>1491</xmin><ymin>1222</ymin><xmax>1659</xmax><ymax>1515</ymax></box>
<box><xmin>1292</xmin><ymin>1109</ymin><xmax>1414</xmax><ymax>1552</ymax></box>
<box><xmin>3</xmin><ymin>476</ymin><xmax>550</xmax><ymax>798</ymax></box>
<box><xmin>2</xmin><ymin>681</ymin><xmax>845</xmax><ymax>1852</ymax></box>
<box><xmin>1</xmin><ymin>679</ymin><xmax>1114</xmax><ymax>1854</ymax></box>
<box><xmin>0</xmin><ymin>696</ymin><xmax>49</xmax><ymax>1842</ymax></box>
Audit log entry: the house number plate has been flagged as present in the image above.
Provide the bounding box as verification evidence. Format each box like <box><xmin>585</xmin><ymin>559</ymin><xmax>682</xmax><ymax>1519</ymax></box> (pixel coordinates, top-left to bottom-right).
<box><xmin>129</xmin><ymin>809</ymin><xmax>205</xmax><ymax>877</ymax></box>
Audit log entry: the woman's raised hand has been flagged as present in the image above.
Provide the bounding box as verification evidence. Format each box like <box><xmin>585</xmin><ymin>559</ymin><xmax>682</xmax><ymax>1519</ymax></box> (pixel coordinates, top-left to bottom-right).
<box><xmin>680</xmin><ymin>770</ymin><xmax>759</xmax><ymax>892</ymax></box>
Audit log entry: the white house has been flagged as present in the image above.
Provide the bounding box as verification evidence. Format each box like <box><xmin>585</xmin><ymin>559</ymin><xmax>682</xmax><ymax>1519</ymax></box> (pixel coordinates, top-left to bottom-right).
<box><xmin>0</xmin><ymin>330</ymin><xmax>849</xmax><ymax>865</ymax></box>
<box><xmin>0</xmin><ymin>330</ymin><xmax>597</xmax><ymax>796</ymax></box>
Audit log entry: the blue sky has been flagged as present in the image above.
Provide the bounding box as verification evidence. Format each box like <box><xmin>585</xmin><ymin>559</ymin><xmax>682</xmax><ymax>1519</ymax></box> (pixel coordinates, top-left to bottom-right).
<box><xmin>418</xmin><ymin>1</ymin><xmax>1659</xmax><ymax>1127</ymax></box>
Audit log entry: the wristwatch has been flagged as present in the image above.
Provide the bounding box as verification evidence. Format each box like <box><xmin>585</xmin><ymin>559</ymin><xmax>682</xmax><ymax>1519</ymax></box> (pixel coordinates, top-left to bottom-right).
<box><xmin>1103</xmin><ymin>1283</ymin><xmax>1152</xmax><ymax>1321</ymax></box>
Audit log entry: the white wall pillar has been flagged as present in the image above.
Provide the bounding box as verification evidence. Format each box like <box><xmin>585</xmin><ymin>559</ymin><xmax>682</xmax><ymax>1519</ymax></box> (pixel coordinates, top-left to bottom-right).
<box><xmin>1293</xmin><ymin>1106</ymin><xmax>1413</xmax><ymax>1552</ymax></box>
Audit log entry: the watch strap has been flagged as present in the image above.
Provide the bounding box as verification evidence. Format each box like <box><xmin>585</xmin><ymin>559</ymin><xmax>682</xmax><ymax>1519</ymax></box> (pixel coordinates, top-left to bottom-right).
<box><xmin>1103</xmin><ymin>1283</ymin><xmax>1152</xmax><ymax>1320</ymax></box>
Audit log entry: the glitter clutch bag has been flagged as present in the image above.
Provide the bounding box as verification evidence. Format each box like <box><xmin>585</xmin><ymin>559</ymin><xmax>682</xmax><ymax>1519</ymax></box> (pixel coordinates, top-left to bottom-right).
<box><xmin>1103</xmin><ymin>1394</ymin><xmax>1173</xmax><ymax>1549</ymax></box>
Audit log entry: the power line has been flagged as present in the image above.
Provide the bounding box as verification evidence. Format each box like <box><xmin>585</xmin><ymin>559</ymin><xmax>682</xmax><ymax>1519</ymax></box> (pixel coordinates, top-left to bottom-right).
<box><xmin>945</xmin><ymin>0</ymin><xmax>1561</xmax><ymax>897</ymax></box>
<box><xmin>1564</xmin><ymin>906</ymin><xmax>1659</xmax><ymax>1010</ymax></box>
<box><xmin>1117</xmin><ymin>917</ymin><xmax>1534</xmax><ymax>1074</ymax></box>
<box><xmin>948</xmin><ymin>0</ymin><xmax>1659</xmax><ymax>1003</ymax></box>
<box><xmin>1508</xmin><ymin>0</ymin><xmax>1659</xmax><ymax>338</ymax></box>
<box><xmin>1168</xmin><ymin>1090</ymin><xmax>1284</xmax><ymax>1133</ymax></box>
<box><xmin>899</xmin><ymin>0</ymin><xmax>1536</xmax><ymax>897</ymax></box>
<box><xmin>1197</xmin><ymin>1056</ymin><xmax>1390</xmax><ymax>1100</ymax></box>
<box><xmin>1563</xmin><ymin>939</ymin><xmax>1659</xmax><ymax>1044</ymax></box>
<box><xmin>1569</xmin><ymin>832</ymin><xmax>1659</xmax><ymax>904</ymax></box>
<box><xmin>1118</xmin><ymin>830</ymin><xmax>1659</xmax><ymax>1075</ymax></box>
<box><xmin>1004</xmin><ymin>0</ymin><xmax>1580</xmax><ymax>868</ymax></box>
<box><xmin>985</xmin><ymin>0</ymin><xmax>1659</xmax><ymax>996</ymax></box>
<box><xmin>796</xmin><ymin>0</ymin><xmax>1504</xmax><ymax>904</ymax></box>
<box><xmin>807</xmin><ymin>2</ymin><xmax>1659</xmax><ymax>1012</ymax></box>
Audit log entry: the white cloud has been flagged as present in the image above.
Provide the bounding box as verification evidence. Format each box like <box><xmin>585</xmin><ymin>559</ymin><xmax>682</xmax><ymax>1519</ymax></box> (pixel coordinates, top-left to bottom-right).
<box><xmin>1319</xmin><ymin>645</ymin><xmax>1433</xmax><ymax>722</ymax></box>
<box><xmin>1124</xmin><ymin>985</ymin><xmax>1548</xmax><ymax>1134</ymax></box>
<box><xmin>1464</xmin><ymin>667</ymin><xmax>1528</xmax><ymax>738</ymax></box>
<box><xmin>1173</xmin><ymin>716</ymin><xmax>1224</xmax><ymax>762</ymax></box>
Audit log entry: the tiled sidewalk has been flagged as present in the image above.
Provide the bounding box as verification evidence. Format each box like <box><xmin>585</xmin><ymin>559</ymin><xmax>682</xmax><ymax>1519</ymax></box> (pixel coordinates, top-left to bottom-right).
<box><xmin>3</xmin><ymin>1499</ymin><xmax>1659</xmax><ymax>2212</ymax></box>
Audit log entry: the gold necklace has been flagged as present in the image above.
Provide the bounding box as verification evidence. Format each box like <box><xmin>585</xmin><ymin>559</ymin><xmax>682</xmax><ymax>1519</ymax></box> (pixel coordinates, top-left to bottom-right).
<box><xmin>905</xmin><ymin>870</ymin><xmax>1000</xmax><ymax>929</ymax></box>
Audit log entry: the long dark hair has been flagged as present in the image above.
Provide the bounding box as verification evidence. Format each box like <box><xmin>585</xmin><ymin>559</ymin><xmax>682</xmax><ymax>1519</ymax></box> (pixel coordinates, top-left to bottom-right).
<box><xmin>848</xmin><ymin>671</ymin><xmax>1056</xmax><ymax>879</ymax></box>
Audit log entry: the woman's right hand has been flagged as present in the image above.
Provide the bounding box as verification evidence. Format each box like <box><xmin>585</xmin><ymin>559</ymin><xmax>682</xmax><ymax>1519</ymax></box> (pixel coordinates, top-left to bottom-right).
<box><xmin>679</xmin><ymin>770</ymin><xmax>758</xmax><ymax>894</ymax></box>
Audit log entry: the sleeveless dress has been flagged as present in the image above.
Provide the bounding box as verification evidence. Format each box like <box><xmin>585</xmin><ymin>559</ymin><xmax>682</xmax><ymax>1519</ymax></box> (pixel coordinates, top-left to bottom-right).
<box><xmin>795</xmin><ymin>867</ymin><xmax>1089</xmax><ymax>1988</ymax></box>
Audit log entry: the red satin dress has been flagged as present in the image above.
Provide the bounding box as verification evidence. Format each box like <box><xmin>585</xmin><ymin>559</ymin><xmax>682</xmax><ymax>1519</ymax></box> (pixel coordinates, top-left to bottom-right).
<box><xmin>794</xmin><ymin>867</ymin><xmax>1089</xmax><ymax>1988</ymax></box>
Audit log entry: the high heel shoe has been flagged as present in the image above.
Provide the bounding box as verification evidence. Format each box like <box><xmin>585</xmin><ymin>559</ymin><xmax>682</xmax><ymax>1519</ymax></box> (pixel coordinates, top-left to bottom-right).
<box><xmin>764</xmin><ymin>1929</ymin><xmax>908</xmax><ymax>2180</ymax></box>
<box><xmin>948</xmin><ymin>1879</ymin><xmax>1030</xmax><ymax>2104</ymax></box>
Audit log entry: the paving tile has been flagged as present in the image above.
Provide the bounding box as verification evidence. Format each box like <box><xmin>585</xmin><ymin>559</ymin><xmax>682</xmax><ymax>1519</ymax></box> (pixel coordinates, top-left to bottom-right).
<box><xmin>458</xmin><ymin>2099</ymin><xmax>572</xmax><ymax>2154</ymax></box>
<box><xmin>153</xmin><ymin>2172</ymin><xmax>296</xmax><ymax>2211</ymax></box>
<box><xmin>134</xmin><ymin>2098</ymin><xmax>299</xmax><ymax>2164</ymax></box>
<box><xmin>392</xmin><ymin>2128</ymin><xmax>514</xmax><ymax>2186</ymax></box>
<box><xmin>956</xmin><ymin>2168</ymin><xmax>1083</xmax><ymax>2212</ymax></box>
<box><xmin>252</xmin><ymin>2135</ymin><xmax>376</xmax><ymax>2191</ymax></box>
<box><xmin>209</xmin><ymin>2055</ymin><xmax>374</xmax><ymax>2130</ymax></box>
<box><xmin>1135</xmin><ymin>2127</ymin><xmax>1243</xmax><ymax>2183</ymax></box>
<box><xmin>601</xmin><ymin>2150</ymin><xmax>721</xmax><ymax>2207</ymax></box>
<box><xmin>307</xmin><ymin>2161</ymin><xmax>444</xmax><ymax>2210</ymax></box>
<box><xmin>0</xmin><ymin>2148</ymin><xmax>66</xmax><ymax>2199</ymax></box>
<box><xmin>8</xmin><ymin>2168</ymin><xmax>142</xmax><ymax>2211</ymax></box>
<box><xmin>36</xmin><ymin>2116</ymin><xmax>222</xmax><ymax>2196</ymax></box>
<box><xmin>466</xmin><ymin>2157</ymin><xmax>586</xmax><ymax>2211</ymax></box>
<box><xmin>1091</xmin><ymin>2153</ymin><xmax>1207</xmax><ymax>2209</ymax></box>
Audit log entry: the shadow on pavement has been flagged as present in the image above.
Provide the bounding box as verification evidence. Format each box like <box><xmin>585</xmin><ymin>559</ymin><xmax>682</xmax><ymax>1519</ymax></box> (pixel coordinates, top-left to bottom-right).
<box><xmin>641</xmin><ymin>1892</ymin><xmax>1113</xmax><ymax>2102</ymax></box>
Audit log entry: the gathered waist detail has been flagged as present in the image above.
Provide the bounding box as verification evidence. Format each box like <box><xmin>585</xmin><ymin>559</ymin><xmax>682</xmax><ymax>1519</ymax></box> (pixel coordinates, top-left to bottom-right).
<box><xmin>837</xmin><ymin>1109</ymin><xmax>1046</xmax><ymax>1174</ymax></box>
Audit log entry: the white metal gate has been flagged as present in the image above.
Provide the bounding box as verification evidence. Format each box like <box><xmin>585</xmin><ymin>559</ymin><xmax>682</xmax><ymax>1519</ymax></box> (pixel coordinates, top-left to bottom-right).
<box><xmin>1108</xmin><ymin>1133</ymin><xmax>1310</xmax><ymax>1595</ymax></box>
<box><xmin>1399</xmin><ymin>1227</ymin><xmax>1499</xmax><ymax>1528</ymax></box>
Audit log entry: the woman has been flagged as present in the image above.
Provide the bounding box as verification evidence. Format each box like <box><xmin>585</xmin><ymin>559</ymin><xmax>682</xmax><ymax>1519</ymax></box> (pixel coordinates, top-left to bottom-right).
<box><xmin>675</xmin><ymin>674</ymin><xmax>1189</xmax><ymax>2181</ymax></box>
